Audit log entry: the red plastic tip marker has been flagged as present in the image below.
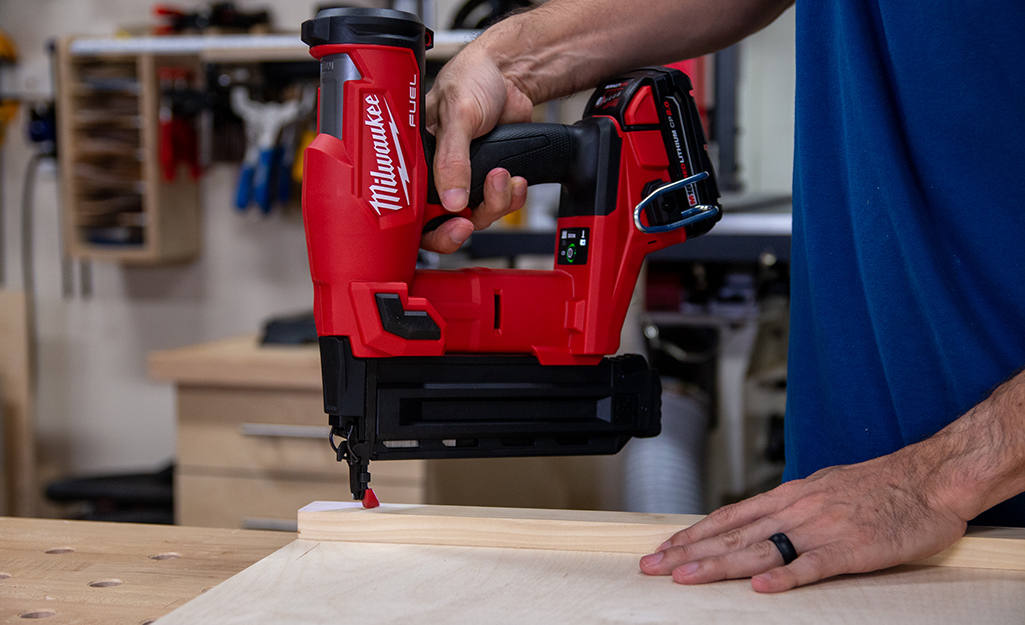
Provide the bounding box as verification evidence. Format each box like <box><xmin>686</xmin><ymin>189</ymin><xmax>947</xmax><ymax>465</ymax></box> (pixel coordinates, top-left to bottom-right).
<box><xmin>362</xmin><ymin>488</ymin><xmax>380</xmax><ymax>509</ymax></box>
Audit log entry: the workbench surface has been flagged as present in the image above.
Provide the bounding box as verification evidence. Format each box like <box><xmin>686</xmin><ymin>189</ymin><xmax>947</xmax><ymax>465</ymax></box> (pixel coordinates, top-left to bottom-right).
<box><xmin>4</xmin><ymin>508</ymin><xmax>1025</xmax><ymax>625</ymax></box>
<box><xmin>0</xmin><ymin>516</ymin><xmax>293</xmax><ymax>624</ymax></box>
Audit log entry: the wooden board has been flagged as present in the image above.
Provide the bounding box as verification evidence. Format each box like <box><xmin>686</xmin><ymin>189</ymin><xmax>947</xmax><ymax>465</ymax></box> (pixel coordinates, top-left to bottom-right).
<box><xmin>0</xmin><ymin>516</ymin><xmax>293</xmax><ymax>624</ymax></box>
<box><xmin>0</xmin><ymin>290</ymin><xmax>35</xmax><ymax>517</ymax></box>
<box><xmin>299</xmin><ymin>501</ymin><xmax>702</xmax><ymax>555</ymax></box>
<box><xmin>916</xmin><ymin>526</ymin><xmax>1025</xmax><ymax>571</ymax></box>
<box><xmin>154</xmin><ymin>504</ymin><xmax>1025</xmax><ymax>625</ymax></box>
<box><xmin>297</xmin><ymin>502</ymin><xmax>1025</xmax><ymax>571</ymax></box>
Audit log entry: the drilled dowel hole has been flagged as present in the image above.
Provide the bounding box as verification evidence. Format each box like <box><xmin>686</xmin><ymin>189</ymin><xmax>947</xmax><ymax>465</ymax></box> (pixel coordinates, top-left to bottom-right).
<box><xmin>44</xmin><ymin>547</ymin><xmax>75</xmax><ymax>555</ymax></box>
<box><xmin>19</xmin><ymin>610</ymin><xmax>56</xmax><ymax>619</ymax></box>
<box><xmin>149</xmin><ymin>552</ymin><xmax>181</xmax><ymax>560</ymax></box>
<box><xmin>88</xmin><ymin>578</ymin><xmax>124</xmax><ymax>588</ymax></box>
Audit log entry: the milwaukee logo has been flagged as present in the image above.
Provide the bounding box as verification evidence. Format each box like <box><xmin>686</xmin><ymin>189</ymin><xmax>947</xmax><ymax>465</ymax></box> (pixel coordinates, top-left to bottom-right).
<box><xmin>364</xmin><ymin>94</ymin><xmax>411</xmax><ymax>215</ymax></box>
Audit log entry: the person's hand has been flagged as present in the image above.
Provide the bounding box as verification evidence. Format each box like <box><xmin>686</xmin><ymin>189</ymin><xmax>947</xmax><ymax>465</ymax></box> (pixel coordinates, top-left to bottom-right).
<box><xmin>421</xmin><ymin>45</ymin><xmax>532</xmax><ymax>253</ymax></box>
<box><xmin>639</xmin><ymin>446</ymin><xmax>969</xmax><ymax>592</ymax></box>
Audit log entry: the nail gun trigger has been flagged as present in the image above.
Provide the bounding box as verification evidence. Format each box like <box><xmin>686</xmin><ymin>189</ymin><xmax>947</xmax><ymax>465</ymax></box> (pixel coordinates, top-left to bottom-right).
<box><xmin>422</xmin><ymin>213</ymin><xmax>457</xmax><ymax>233</ymax></box>
<box><xmin>633</xmin><ymin>172</ymin><xmax>720</xmax><ymax>234</ymax></box>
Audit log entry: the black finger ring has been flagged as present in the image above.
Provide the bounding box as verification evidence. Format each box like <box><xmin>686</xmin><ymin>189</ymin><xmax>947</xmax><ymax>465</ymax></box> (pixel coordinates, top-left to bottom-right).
<box><xmin>769</xmin><ymin>532</ymin><xmax>798</xmax><ymax>565</ymax></box>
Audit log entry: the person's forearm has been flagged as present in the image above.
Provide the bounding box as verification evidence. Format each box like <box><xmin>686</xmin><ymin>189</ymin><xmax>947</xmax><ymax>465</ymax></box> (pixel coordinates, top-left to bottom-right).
<box><xmin>420</xmin><ymin>0</ymin><xmax>794</xmax><ymax>245</ymax></box>
<box><xmin>473</xmin><ymin>0</ymin><xmax>793</xmax><ymax>104</ymax></box>
<box><xmin>923</xmin><ymin>368</ymin><xmax>1025</xmax><ymax>521</ymax></box>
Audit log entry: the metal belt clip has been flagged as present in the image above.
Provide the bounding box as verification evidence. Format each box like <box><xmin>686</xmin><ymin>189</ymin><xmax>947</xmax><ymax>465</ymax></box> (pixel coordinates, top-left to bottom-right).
<box><xmin>633</xmin><ymin>171</ymin><xmax>720</xmax><ymax>234</ymax></box>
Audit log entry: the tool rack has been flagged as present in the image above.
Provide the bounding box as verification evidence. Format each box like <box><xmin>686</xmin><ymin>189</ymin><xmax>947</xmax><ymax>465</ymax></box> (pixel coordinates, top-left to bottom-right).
<box><xmin>55</xmin><ymin>32</ymin><xmax>473</xmax><ymax>265</ymax></box>
<box><xmin>56</xmin><ymin>40</ymin><xmax>202</xmax><ymax>264</ymax></box>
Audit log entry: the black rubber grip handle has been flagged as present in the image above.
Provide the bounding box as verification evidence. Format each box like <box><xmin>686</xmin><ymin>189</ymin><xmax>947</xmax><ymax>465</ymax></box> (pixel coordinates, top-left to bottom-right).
<box><xmin>425</xmin><ymin>123</ymin><xmax>573</xmax><ymax>208</ymax></box>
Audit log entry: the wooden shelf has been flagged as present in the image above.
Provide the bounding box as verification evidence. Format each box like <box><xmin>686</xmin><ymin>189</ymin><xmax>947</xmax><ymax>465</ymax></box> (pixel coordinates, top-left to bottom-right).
<box><xmin>57</xmin><ymin>39</ymin><xmax>202</xmax><ymax>264</ymax></box>
<box><xmin>67</xmin><ymin>31</ymin><xmax>476</xmax><ymax>63</ymax></box>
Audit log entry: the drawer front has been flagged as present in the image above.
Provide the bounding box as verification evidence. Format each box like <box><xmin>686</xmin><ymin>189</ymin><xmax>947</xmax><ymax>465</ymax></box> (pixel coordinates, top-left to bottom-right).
<box><xmin>176</xmin><ymin>385</ymin><xmax>425</xmax><ymax>484</ymax></box>
<box><xmin>176</xmin><ymin>471</ymin><xmax>425</xmax><ymax>530</ymax></box>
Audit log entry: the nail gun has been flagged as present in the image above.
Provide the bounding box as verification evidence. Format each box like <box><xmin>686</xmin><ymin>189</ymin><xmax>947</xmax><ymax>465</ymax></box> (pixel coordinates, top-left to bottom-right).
<box><xmin>300</xmin><ymin>8</ymin><xmax>722</xmax><ymax>502</ymax></box>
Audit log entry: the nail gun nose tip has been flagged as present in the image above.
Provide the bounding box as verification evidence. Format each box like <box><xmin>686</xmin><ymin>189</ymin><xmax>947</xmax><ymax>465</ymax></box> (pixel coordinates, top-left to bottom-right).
<box><xmin>362</xmin><ymin>488</ymin><xmax>380</xmax><ymax>509</ymax></box>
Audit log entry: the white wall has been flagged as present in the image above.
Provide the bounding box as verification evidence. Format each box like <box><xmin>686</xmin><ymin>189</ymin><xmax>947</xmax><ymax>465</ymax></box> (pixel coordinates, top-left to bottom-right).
<box><xmin>0</xmin><ymin>0</ymin><xmax>375</xmax><ymax>480</ymax></box>
<box><xmin>737</xmin><ymin>5</ymin><xmax>796</xmax><ymax>195</ymax></box>
<box><xmin>0</xmin><ymin>0</ymin><xmax>795</xmax><ymax>483</ymax></box>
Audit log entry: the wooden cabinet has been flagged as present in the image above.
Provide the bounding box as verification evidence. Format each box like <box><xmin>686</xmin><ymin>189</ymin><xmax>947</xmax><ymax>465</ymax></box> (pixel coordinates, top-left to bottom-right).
<box><xmin>56</xmin><ymin>41</ymin><xmax>201</xmax><ymax>264</ymax></box>
<box><xmin>149</xmin><ymin>336</ymin><xmax>427</xmax><ymax>530</ymax></box>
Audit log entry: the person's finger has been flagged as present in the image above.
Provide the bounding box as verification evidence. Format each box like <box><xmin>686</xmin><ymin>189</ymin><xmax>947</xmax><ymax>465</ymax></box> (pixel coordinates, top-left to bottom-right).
<box><xmin>420</xmin><ymin>216</ymin><xmax>475</xmax><ymax>254</ymax></box>
<box><xmin>468</xmin><ymin>168</ymin><xmax>513</xmax><ymax>228</ymax></box>
<box><xmin>663</xmin><ymin>482</ymin><xmax>807</xmax><ymax>549</ymax></box>
<box><xmin>509</xmin><ymin>176</ymin><xmax>528</xmax><ymax>212</ymax></box>
<box><xmin>670</xmin><ymin>539</ymin><xmax>792</xmax><ymax>585</ymax></box>
<box><xmin>467</xmin><ymin>170</ymin><xmax>530</xmax><ymax>230</ymax></box>
<box><xmin>750</xmin><ymin>542</ymin><xmax>855</xmax><ymax>593</ymax></box>
<box><xmin>640</xmin><ymin>515</ymin><xmax>782</xmax><ymax>575</ymax></box>
<box><xmin>425</xmin><ymin>88</ymin><xmax>440</xmax><ymax>133</ymax></box>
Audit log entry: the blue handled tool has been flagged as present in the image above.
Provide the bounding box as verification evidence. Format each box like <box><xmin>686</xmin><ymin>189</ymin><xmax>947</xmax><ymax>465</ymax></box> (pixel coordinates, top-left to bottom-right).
<box><xmin>231</xmin><ymin>87</ymin><xmax>310</xmax><ymax>214</ymax></box>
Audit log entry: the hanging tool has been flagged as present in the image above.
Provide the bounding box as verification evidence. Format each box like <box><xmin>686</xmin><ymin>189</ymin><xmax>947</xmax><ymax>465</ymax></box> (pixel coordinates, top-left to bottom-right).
<box><xmin>230</xmin><ymin>86</ymin><xmax>313</xmax><ymax>214</ymax></box>
<box><xmin>158</xmin><ymin>67</ymin><xmax>202</xmax><ymax>181</ymax></box>
<box><xmin>153</xmin><ymin>2</ymin><xmax>271</xmax><ymax>35</ymax></box>
<box><xmin>301</xmin><ymin>8</ymin><xmax>722</xmax><ymax>501</ymax></box>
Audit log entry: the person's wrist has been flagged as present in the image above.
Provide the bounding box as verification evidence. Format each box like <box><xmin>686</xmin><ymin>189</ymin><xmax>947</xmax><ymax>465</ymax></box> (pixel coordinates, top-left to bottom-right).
<box><xmin>473</xmin><ymin>15</ymin><xmax>542</xmax><ymax>105</ymax></box>
<box><xmin>924</xmin><ymin>449</ymin><xmax>980</xmax><ymax>524</ymax></box>
<box><xmin>916</xmin><ymin>402</ymin><xmax>1011</xmax><ymax>523</ymax></box>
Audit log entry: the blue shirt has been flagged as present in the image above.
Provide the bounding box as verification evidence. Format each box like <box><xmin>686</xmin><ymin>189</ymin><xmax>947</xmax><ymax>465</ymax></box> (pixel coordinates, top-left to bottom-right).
<box><xmin>785</xmin><ymin>0</ymin><xmax>1025</xmax><ymax>526</ymax></box>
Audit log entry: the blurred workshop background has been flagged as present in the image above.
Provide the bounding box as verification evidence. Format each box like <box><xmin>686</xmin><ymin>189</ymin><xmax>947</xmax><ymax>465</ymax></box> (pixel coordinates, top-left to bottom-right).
<box><xmin>0</xmin><ymin>0</ymin><xmax>795</xmax><ymax>530</ymax></box>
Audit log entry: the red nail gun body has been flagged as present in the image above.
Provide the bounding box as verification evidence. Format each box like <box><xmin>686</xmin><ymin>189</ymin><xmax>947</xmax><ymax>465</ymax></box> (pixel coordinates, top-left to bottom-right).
<box><xmin>301</xmin><ymin>8</ymin><xmax>722</xmax><ymax>500</ymax></box>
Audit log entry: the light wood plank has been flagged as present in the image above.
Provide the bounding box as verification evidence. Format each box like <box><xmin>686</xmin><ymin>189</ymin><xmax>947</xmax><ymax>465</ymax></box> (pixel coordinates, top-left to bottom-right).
<box><xmin>297</xmin><ymin>502</ymin><xmax>1025</xmax><ymax>572</ymax></box>
<box><xmin>916</xmin><ymin>526</ymin><xmax>1025</xmax><ymax>572</ymax></box>
<box><xmin>299</xmin><ymin>502</ymin><xmax>702</xmax><ymax>555</ymax></box>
